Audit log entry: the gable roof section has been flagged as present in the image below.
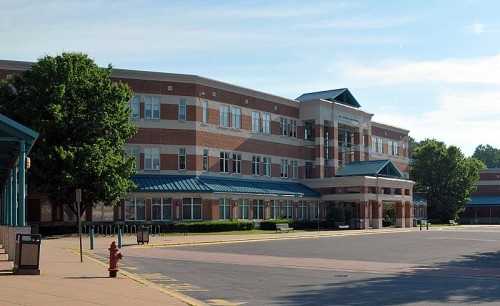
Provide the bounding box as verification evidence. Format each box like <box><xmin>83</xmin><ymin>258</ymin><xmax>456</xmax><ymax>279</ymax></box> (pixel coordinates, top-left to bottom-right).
<box><xmin>131</xmin><ymin>174</ymin><xmax>320</xmax><ymax>197</ymax></box>
<box><xmin>0</xmin><ymin>114</ymin><xmax>39</xmax><ymax>185</ymax></box>
<box><xmin>296</xmin><ymin>88</ymin><xmax>361</xmax><ymax>108</ymax></box>
<box><xmin>335</xmin><ymin>159</ymin><xmax>404</xmax><ymax>179</ymax></box>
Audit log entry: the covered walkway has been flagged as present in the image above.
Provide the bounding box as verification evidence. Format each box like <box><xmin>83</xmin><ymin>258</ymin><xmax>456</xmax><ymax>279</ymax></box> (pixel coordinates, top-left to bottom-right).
<box><xmin>0</xmin><ymin>114</ymin><xmax>38</xmax><ymax>259</ymax></box>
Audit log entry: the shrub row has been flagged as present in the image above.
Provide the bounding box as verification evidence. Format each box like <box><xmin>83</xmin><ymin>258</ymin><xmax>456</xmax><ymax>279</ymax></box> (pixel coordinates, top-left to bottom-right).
<box><xmin>175</xmin><ymin>221</ymin><xmax>255</xmax><ymax>232</ymax></box>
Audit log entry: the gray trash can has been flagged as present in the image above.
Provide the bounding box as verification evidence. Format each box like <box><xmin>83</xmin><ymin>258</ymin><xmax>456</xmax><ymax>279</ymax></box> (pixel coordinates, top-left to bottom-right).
<box><xmin>136</xmin><ymin>226</ymin><xmax>149</xmax><ymax>244</ymax></box>
<box><xmin>13</xmin><ymin>234</ymin><xmax>42</xmax><ymax>275</ymax></box>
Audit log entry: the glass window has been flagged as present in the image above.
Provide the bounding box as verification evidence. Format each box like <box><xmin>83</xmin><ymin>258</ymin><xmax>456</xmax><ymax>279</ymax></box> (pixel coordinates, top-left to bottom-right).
<box><xmin>220</xmin><ymin>105</ymin><xmax>230</xmax><ymax>127</ymax></box>
<box><xmin>202</xmin><ymin>100</ymin><xmax>208</xmax><ymax>124</ymax></box>
<box><xmin>291</xmin><ymin>160</ymin><xmax>298</xmax><ymax>179</ymax></box>
<box><xmin>281</xmin><ymin>159</ymin><xmax>288</xmax><ymax>178</ymax></box>
<box><xmin>304</xmin><ymin>122</ymin><xmax>314</xmax><ymax>140</ymax></box>
<box><xmin>297</xmin><ymin>201</ymin><xmax>308</xmax><ymax>220</ymax></box>
<box><xmin>388</xmin><ymin>140</ymin><xmax>393</xmax><ymax>156</ymax></box>
<box><xmin>144</xmin><ymin>147</ymin><xmax>160</xmax><ymax>170</ymax></box>
<box><xmin>310</xmin><ymin>201</ymin><xmax>318</xmax><ymax>220</ymax></box>
<box><xmin>144</xmin><ymin>96</ymin><xmax>160</xmax><ymax>119</ymax></box>
<box><xmin>378</xmin><ymin>138</ymin><xmax>383</xmax><ymax>153</ymax></box>
<box><xmin>305</xmin><ymin>161</ymin><xmax>313</xmax><ymax>179</ymax></box>
<box><xmin>252</xmin><ymin>199</ymin><xmax>264</xmax><ymax>220</ymax></box>
<box><xmin>280</xmin><ymin>118</ymin><xmax>288</xmax><ymax>136</ymax></box>
<box><xmin>394</xmin><ymin>142</ymin><xmax>399</xmax><ymax>156</ymax></box>
<box><xmin>252</xmin><ymin>156</ymin><xmax>261</xmax><ymax>176</ymax></box>
<box><xmin>219</xmin><ymin>198</ymin><xmax>232</xmax><ymax>220</ymax></box>
<box><xmin>152</xmin><ymin>198</ymin><xmax>172</xmax><ymax>221</ymax></box>
<box><xmin>284</xmin><ymin>200</ymin><xmax>293</xmax><ymax>219</ymax></box>
<box><xmin>263</xmin><ymin>157</ymin><xmax>271</xmax><ymax>177</ymax></box>
<box><xmin>179</xmin><ymin>99</ymin><xmax>186</xmax><ymax>121</ymax></box>
<box><xmin>124</xmin><ymin>145</ymin><xmax>140</xmax><ymax>169</ymax></box>
<box><xmin>232</xmin><ymin>107</ymin><xmax>241</xmax><ymax>129</ymax></box>
<box><xmin>371</xmin><ymin>136</ymin><xmax>377</xmax><ymax>153</ymax></box>
<box><xmin>178</xmin><ymin>148</ymin><xmax>186</xmax><ymax>170</ymax></box>
<box><xmin>252</xmin><ymin>111</ymin><xmax>260</xmax><ymax>133</ymax></box>
<box><xmin>128</xmin><ymin>95</ymin><xmax>140</xmax><ymax>119</ymax></box>
<box><xmin>262</xmin><ymin>113</ymin><xmax>271</xmax><ymax>134</ymax></box>
<box><xmin>220</xmin><ymin>152</ymin><xmax>229</xmax><ymax>173</ymax></box>
<box><xmin>289</xmin><ymin>120</ymin><xmax>297</xmax><ymax>138</ymax></box>
<box><xmin>92</xmin><ymin>203</ymin><xmax>114</xmax><ymax>222</ymax></box>
<box><xmin>182</xmin><ymin>197</ymin><xmax>202</xmax><ymax>220</ymax></box>
<box><xmin>203</xmin><ymin>149</ymin><xmax>209</xmax><ymax>172</ymax></box>
<box><xmin>232</xmin><ymin>153</ymin><xmax>242</xmax><ymax>174</ymax></box>
<box><xmin>270</xmin><ymin>200</ymin><xmax>280</xmax><ymax>219</ymax></box>
<box><xmin>125</xmin><ymin>198</ymin><xmax>146</xmax><ymax>221</ymax></box>
<box><xmin>238</xmin><ymin>199</ymin><xmax>249</xmax><ymax>220</ymax></box>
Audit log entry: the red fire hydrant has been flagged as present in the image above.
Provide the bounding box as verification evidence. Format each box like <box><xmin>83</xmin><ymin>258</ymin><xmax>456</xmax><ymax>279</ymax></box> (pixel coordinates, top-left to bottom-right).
<box><xmin>108</xmin><ymin>241</ymin><xmax>123</xmax><ymax>278</ymax></box>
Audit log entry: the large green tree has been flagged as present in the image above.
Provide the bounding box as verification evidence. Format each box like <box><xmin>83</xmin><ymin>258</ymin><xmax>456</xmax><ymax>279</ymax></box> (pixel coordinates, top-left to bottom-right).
<box><xmin>410</xmin><ymin>139</ymin><xmax>485</xmax><ymax>221</ymax></box>
<box><xmin>0</xmin><ymin>52</ymin><xmax>137</xmax><ymax>217</ymax></box>
<box><xmin>472</xmin><ymin>144</ymin><xmax>500</xmax><ymax>168</ymax></box>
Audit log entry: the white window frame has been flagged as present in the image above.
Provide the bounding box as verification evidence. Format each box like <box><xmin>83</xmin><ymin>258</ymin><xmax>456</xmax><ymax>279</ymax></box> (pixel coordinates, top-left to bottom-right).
<box><xmin>220</xmin><ymin>151</ymin><xmax>230</xmax><ymax>173</ymax></box>
<box><xmin>232</xmin><ymin>153</ymin><xmax>242</xmax><ymax>174</ymax></box>
<box><xmin>232</xmin><ymin>107</ymin><xmax>242</xmax><ymax>129</ymax></box>
<box><xmin>178</xmin><ymin>148</ymin><xmax>186</xmax><ymax>170</ymax></box>
<box><xmin>179</xmin><ymin>98</ymin><xmax>186</xmax><ymax>121</ymax></box>
<box><xmin>182</xmin><ymin>197</ymin><xmax>202</xmax><ymax>221</ymax></box>
<box><xmin>371</xmin><ymin>136</ymin><xmax>377</xmax><ymax>153</ymax></box>
<box><xmin>145</xmin><ymin>96</ymin><xmax>160</xmax><ymax>119</ymax></box>
<box><xmin>252</xmin><ymin>156</ymin><xmax>261</xmax><ymax>176</ymax></box>
<box><xmin>252</xmin><ymin>199</ymin><xmax>264</xmax><ymax>220</ymax></box>
<box><xmin>270</xmin><ymin>200</ymin><xmax>280</xmax><ymax>219</ymax></box>
<box><xmin>263</xmin><ymin>157</ymin><xmax>271</xmax><ymax>177</ymax></box>
<box><xmin>289</xmin><ymin>120</ymin><xmax>297</xmax><ymax>138</ymax></box>
<box><xmin>124</xmin><ymin>145</ymin><xmax>140</xmax><ymax>170</ymax></box>
<box><xmin>219</xmin><ymin>198</ymin><xmax>232</xmax><ymax>220</ymax></box>
<box><xmin>125</xmin><ymin>198</ymin><xmax>146</xmax><ymax>221</ymax></box>
<box><xmin>310</xmin><ymin>201</ymin><xmax>318</xmax><ymax>220</ymax></box>
<box><xmin>263</xmin><ymin>113</ymin><xmax>271</xmax><ymax>134</ymax></box>
<box><xmin>220</xmin><ymin>105</ymin><xmax>230</xmax><ymax>127</ymax></box>
<box><xmin>238</xmin><ymin>199</ymin><xmax>250</xmax><ymax>220</ymax></box>
<box><xmin>202</xmin><ymin>100</ymin><xmax>208</xmax><ymax>124</ymax></box>
<box><xmin>152</xmin><ymin>197</ymin><xmax>172</xmax><ymax>221</ymax></box>
<box><xmin>291</xmin><ymin>160</ymin><xmax>298</xmax><ymax>179</ymax></box>
<box><xmin>298</xmin><ymin>201</ymin><xmax>308</xmax><ymax>220</ymax></box>
<box><xmin>280</xmin><ymin>118</ymin><xmax>288</xmax><ymax>136</ymax></box>
<box><xmin>203</xmin><ymin>149</ymin><xmax>209</xmax><ymax>172</ymax></box>
<box><xmin>378</xmin><ymin>138</ymin><xmax>383</xmax><ymax>154</ymax></box>
<box><xmin>284</xmin><ymin>200</ymin><xmax>293</xmax><ymax>219</ymax></box>
<box><xmin>281</xmin><ymin>159</ymin><xmax>289</xmax><ymax>178</ymax></box>
<box><xmin>128</xmin><ymin>95</ymin><xmax>140</xmax><ymax>119</ymax></box>
<box><xmin>144</xmin><ymin>146</ymin><xmax>160</xmax><ymax>170</ymax></box>
<box><xmin>252</xmin><ymin>111</ymin><xmax>260</xmax><ymax>133</ymax></box>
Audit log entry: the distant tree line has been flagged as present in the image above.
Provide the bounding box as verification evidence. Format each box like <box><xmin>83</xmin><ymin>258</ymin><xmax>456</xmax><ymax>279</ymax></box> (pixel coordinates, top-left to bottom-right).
<box><xmin>472</xmin><ymin>144</ymin><xmax>500</xmax><ymax>168</ymax></box>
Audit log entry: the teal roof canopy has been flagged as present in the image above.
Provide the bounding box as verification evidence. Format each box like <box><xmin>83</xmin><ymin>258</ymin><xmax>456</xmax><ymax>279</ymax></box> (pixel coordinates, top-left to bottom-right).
<box><xmin>467</xmin><ymin>196</ymin><xmax>500</xmax><ymax>206</ymax></box>
<box><xmin>131</xmin><ymin>175</ymin><xmax>320</xmax><ymax>197</ymax></box>
<box><xmin>296</xmin><ymin>88</ymin><xmax>361</xmax><ymax>108</ymax></box>
<box><xmin>0</xmin><ymin>114</ymin><xmax>39</xmax><ymax>184</ymax></box>
<box><xmin>335</xmin><ymin>159</ymin><xmax>404</xmax><ymax>179</ymax></box>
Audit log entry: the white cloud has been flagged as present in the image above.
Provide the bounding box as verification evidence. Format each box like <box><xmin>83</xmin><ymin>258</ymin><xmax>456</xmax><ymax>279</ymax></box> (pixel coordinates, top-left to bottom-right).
<box><xmin>473</xmin><ymin>23</ymin><xmax>485</xmax><ymax>35</ymax></box>
<box><xmin>329</xmin><ymin>54</ymin><xmax>500</xmax><ymax>86</ymax></box>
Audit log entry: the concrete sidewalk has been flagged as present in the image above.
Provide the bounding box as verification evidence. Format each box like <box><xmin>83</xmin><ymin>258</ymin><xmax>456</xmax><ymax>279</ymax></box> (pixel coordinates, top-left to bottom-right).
<box><xmin>0</xmin><ymin>227</ymin><xmax>419</xmax><ymax>305</ymax></box>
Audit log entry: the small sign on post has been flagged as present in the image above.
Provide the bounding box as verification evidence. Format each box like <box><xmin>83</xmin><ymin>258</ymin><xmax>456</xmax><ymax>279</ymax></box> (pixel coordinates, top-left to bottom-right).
<box><xmin>76</xmin><ymin>189</ymin><xmax>82</xmax><ymax>262</ymax></box>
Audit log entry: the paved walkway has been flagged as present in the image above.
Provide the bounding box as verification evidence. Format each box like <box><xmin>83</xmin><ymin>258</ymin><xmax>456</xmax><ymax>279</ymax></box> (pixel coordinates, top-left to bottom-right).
<box><xmin>0</xmin><ymin>226</ymin><xmax>451</xmax><ymax>305</ymax></box>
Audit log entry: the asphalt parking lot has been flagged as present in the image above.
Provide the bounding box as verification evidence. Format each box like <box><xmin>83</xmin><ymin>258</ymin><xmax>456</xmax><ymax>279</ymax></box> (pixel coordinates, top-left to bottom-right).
<box><xmin>92</xmin><ymin>226</ymin><xmax>500</xmax><ymax>305</ymax></box>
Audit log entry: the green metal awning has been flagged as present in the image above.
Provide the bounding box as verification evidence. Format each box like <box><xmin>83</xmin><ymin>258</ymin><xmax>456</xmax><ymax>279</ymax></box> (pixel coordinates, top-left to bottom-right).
<box><xmin>296</xmin><ymin>88</ymin><xmax>361</xmax><ymax>108</ymax></box>
<box><xmin>335</xmin><ymin>159</ymin><xmax>404</xmax><ymax>179</ymax></box>
<box><xmin>131</xmin><ymin>174</ymin><xmax>320</xmax><ymax>197</ymax></box>
<box><xmin>0</xmin><ymin>114</ymin><xmax>38</xmax><ymax>184</ymax></box>
<box><xmin>467</xmin><ymin>196</ymin><xmax>500</xmax><ymax>207</ymax></box>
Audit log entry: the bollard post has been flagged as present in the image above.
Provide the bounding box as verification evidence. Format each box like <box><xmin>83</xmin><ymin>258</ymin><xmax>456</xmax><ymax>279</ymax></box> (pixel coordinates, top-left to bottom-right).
<box><xmin>427</xmin><ymin>222</ymin><xmax>429</xmax><ymax>230</ymax></box>
<box><xmin>90</xmin><ymin>228</ymin><xmax>94</xmax><ymax>250</ymax></box>
<box><xmin>118</xmin><ymin>228</ymin><xmax>122</xmax><ymax>248</ymax></box>
<box><xmin>420</xmin><ymin>222</ymin><xmax>422</xmax><ymax>231</ymax></box>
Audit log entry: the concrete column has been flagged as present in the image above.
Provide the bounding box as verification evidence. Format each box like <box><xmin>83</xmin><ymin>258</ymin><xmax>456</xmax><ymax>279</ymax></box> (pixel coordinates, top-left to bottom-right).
<box><xmin>359</xmin><ymin>201</ymin><xmax>370</xmax><ymax>229</ymax></box>
<box><xmin>12</xmin><ymin>168</ymin><xmax>17</xmax><ymax>226</ymax></box>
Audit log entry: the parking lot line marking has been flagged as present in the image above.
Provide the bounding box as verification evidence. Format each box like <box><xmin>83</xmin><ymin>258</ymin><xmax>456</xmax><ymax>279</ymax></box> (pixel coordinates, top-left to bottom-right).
<box><xmin>207</xmin><ymin>299</ymin><xmax>247</xmax><ymax>305</ymax></box>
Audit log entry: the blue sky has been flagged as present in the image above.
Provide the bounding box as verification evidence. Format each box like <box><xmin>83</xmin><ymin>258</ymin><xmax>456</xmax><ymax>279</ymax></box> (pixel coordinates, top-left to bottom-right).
<box><xmin>2</xmin><ymin>0</ymin><xmax>499</xmax><ymax>156</ymax></box>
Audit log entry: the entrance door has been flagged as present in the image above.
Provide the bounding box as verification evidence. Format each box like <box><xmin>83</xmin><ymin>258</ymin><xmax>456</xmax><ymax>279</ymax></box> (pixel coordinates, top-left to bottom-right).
<box><xmin>26</xmin><ymin>199</ymin><xmax>41</xmax><ymax>223</ymax></box>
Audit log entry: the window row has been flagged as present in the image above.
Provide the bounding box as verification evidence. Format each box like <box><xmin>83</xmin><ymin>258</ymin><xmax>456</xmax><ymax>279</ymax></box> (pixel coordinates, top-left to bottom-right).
<box><xmin>220</xmin><ymin>152</ymin><xmax>298</xmax><ymax>179</ymax></box>
<box><xmin>124</xmin><ymin>197</ymin><xmax>318</xmax><ymax>221</ymax></box>
<box><xmin>128</xmin><ymin>95</ymin><xmax>187</xmax><ymax>121</ymax></box>
<box><xmin>371</xmin><ymin>137</ymin><xmax>402</xmax><ymax>156</ymax></box>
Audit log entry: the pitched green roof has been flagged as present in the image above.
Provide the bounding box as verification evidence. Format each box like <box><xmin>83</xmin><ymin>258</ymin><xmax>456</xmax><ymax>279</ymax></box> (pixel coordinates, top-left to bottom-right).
<box><xmin>131</xmin><ymin>175</ymin><xmax>320</xmax><ymax>197</ymax></box>
<box><xmin>335</xmin><ymin>160</ymin><xmax>404</xmax><ymax>179</ymax></box>
<box><xmin>296</xmin><ymin>88</ymin><xmax>361</xmax><ymax>108</ymax></box>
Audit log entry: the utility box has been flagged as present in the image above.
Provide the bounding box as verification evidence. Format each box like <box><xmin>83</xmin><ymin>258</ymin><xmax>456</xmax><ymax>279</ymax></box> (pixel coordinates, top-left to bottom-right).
<box><xmin>13</xmin><ymin>234</ymin><xmax>41</xmax><ymax>275</ymax></box>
